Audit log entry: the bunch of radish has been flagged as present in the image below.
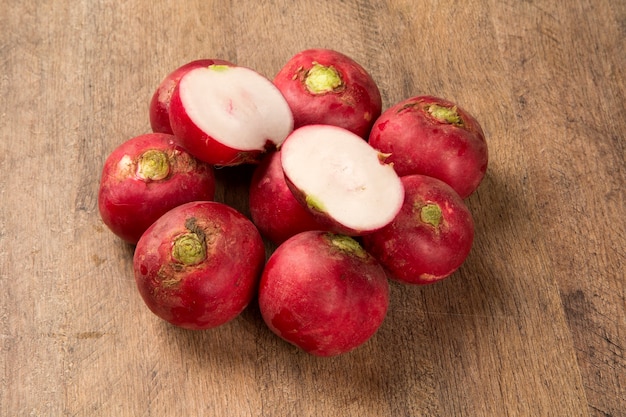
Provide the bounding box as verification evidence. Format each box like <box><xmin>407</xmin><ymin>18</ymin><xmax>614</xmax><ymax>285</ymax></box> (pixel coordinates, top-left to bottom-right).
<box><xmin>98</xmin><ymin>48</ymin><xmax>488</xmax><ymax>357</ymax></box>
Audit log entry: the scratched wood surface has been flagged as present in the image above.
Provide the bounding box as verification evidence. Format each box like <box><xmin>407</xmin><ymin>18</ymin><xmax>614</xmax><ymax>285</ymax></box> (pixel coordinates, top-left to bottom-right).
<box><xmin>1</xmin><ymin>1</ymin><xmax>624</xmax><ymax>416</ymax></box>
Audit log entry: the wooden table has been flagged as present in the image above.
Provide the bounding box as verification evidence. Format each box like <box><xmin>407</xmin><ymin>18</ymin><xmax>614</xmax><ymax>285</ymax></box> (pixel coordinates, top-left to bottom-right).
<box><xmin>1</xmin><ymin>1</ymin><xmax>624</xmax><ymax>416</ymax></box>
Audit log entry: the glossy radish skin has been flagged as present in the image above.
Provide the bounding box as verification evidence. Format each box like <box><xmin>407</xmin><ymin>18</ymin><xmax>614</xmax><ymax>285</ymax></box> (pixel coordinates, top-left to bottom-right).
<box><xmin>281</xmin><ymin>125</ymin><xmax>404</xmax><ymax>236</ymax></box>
<box><xmin>274</xmin><ymin>48</ymin><xmax>382</xmax><ymax>139</ymax></box>
<box><xmin>98</xmin><ymin>133</ymin><xmax>216</xmax><ymax>244</ymax></box>
<box><xmin>169</xmin><ymin>64</ymin><xmax>294</xmax><ymax>166</ymax></box>
<box><xmin>149</xmin><ymin>59</ymin><xmax>234</xmax><ymax>134</ymax></box>
<box><xmin>362</xmin><ymin>175</ymin><xmax>474</xmax><ymax>285</ymax></box>
<box><xmin>258</xmin><ymin>231</ymin><xmax>389</xmax><ymax>356</ymax></box>
<box><xmin>368</xmin><ymin>95</ymin><xmax>488</xmax><ymax>198</ymax></box>
<box><xmin>249</xmin><ymin>151</ymin><xmax>324</xmax><ymax>245</ymax></box>
<box><xmin>133</xmin><ymin>201</ymin><xmax>266</xmax><ymax>330</ymax></box>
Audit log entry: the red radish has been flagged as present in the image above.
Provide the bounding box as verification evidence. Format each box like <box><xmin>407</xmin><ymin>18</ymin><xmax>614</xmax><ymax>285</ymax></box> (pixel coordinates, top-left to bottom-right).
<box><xmin>368</xmin><ymin>95</ymin><xmax>488</xmax><ymax>198</ymax></box>
<box><xmin>280</xmin><ymin>125</ymin><xmax>404</xmax><ymax>236</ymax></box>
<box><xmin>258</xmin><ymin>231</ymin><xmax>389</xmax><ymax>356</ymax></box>
<box><xmin>273</xmin><ymin>48</ymin><xmax>382</xmax><ymax>138</ymax></box>
<box><xmin>149</xmin><ymin>59</ymin><xmax>234</xmax><ymax>134</ymax></box>
<box><xmin>362</xmin><ymin>175</ymin><xmax>474</xmax><ymax>285</ymax></box>
<box><xmin>98</xmin><ymin>133</ymin><xmax>216</xmax><ymax>244</ymax></box>
<box><xmin>249</xmin><ymin>150</ymin><xmax>324</xmax><ymax>245</ymax></box>
<box><xmin>133</xmin><ymin>201</ymin><xmax>265</xmax><ymax>330</ymax></box>
<box><xmin>169</xmin><ymin>64</ymin><xmax>294</xmax><ymax>166</ymax></box>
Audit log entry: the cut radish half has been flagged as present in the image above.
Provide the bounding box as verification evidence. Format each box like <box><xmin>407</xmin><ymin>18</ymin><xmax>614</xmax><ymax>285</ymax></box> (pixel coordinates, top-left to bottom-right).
<box><xmin>169</xmin><ymin>65</ymin><xmax>294</xmax><ymax>166</ymax></box>
<box><xmin>281</xmin><ymin>125</ymin><xmax>405</xmax><ymax>236</ymax></box>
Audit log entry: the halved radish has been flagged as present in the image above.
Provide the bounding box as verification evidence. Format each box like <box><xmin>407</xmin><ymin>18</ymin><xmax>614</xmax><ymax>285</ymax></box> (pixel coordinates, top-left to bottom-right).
<box><xmin>280</xmin><ymin>125</ymin><xmax>404</xmax><ymax>236</ymax></box>
<box><xmin>169</xmin><ymin>64</ymin><xmax>294</xmax><ymax>166</ymax></box>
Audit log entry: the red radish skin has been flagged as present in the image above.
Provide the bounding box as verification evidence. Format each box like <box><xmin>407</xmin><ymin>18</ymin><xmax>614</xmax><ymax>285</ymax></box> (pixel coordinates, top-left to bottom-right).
<box><xmin>149</xmin><ymin>59</ymin><xmax>234</xmax><ymax>134</ymax></box>
<box><xmin>368</xmin><ymin>95</ymin><xmax>488</xmax><ymax>198</ymax></box>
<box><xmin>133</xmin><ymin>201</ymin><xmax>266</xmax><ymax>330</ymax></box>
<box><xmin>274</xmin><ymin>48</ymin><xmax>382</xmax><ymax>139</ymax></box>
<box><xmin>249</xmin><ymin>151</ymin><xmax>324</xmax><ymax>245</ymax></box>
<box><xmin>258</xmin><ymin>231</ymin><xmax>389</xmax><ymax>356</ymax></box>
<box><xmin>362</xmin><ymin>175</ymin><xmax>475</xmax><ymax>285</ymax></box>
<box><xmin>98</xmin><ymin>133</ymin><xmax>216</xmax><ymax>244</ymax></box>
<box><xmin>169</xmin><ymin>64</ymin><xmax>294</xmax><ymax>166</ymax></box>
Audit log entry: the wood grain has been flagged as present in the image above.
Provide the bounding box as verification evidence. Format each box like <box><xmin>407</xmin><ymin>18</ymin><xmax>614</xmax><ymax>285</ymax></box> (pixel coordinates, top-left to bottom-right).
<box><xmin>1</xmin><ymin>1</ymin><xmax>624</xmax><ymax>416</ymax></box>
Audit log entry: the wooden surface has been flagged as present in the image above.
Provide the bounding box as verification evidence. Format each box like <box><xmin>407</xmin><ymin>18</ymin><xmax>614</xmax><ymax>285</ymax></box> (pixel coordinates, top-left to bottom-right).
<box><xmin>1</xmin><ymin>1</ymin><xmax>624</xmax><ymax>416</ymax></box>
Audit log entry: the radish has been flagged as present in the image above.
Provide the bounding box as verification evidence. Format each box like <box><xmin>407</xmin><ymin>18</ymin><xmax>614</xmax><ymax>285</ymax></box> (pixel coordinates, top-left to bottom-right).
<box><xmin>368</xmin><ymin>95</ymin><xmax>488</xmax><ymax>198</ymax></box>
<box><xmin>280</xmin><ymin>125</ymin><xmax>404</xmax><ymax>236</ymax></box>
<box><xmin>98</xmin><ymin>133</ymin><xmax>216</xmax><ymax>244</ymax></box>
<box><xmin>273</xmin><ymin>48</ymin><xmax>382</xmax><ymax>138</ymax></box>
<box><xmin>168</xmin><ymin>64</ymin><xmax>294</xmax><ymax>166</ymax></box>
<box><xmin>362</xmin><ymin>175</ymin><xmax>475</xmax><ymax>285</ymax></box>
<box><xmin>133</xmin><ymin>201</ymin><xmax>265</xmax><ymax>330</ymax></box>
<box><xmin>258</xmin><ymin>231</ymin><xmax>389</xmax><ymax>356</ymax></box>
<box><xmin>249</xmin><ymin>150</ymin><xmax>324</xmax><ymax>245</ymax></box>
